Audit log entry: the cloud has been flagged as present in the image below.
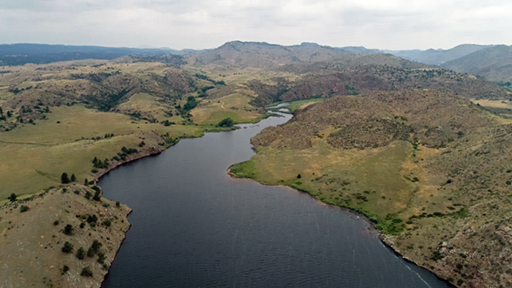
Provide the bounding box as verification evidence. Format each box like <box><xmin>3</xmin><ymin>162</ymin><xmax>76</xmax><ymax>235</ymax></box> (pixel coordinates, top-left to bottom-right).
<box><xmin>0</xmin><ymin>0</ymin><xmax>510</xmax><ymax>50</ymax></box>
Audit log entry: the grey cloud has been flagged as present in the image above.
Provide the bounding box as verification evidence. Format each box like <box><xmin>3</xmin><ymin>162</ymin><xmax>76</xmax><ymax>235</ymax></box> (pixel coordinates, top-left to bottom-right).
<box><xmin>0</xmin><ymin>0</ymin><xmax>510</xmax><ymax>50</ymax></box>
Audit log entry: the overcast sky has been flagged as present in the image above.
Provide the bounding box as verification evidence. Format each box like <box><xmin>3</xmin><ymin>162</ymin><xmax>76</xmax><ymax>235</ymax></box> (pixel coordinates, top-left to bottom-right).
<box><xmin>0</xmin><ymin>0</ymin><xmax>510</xmax><ymax>50</ymax></box>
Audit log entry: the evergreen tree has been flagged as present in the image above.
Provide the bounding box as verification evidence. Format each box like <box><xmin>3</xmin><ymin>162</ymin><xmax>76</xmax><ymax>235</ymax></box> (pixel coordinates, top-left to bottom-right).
<box><xmin>76</xmin><ymin>247</ymin><xmax>85</xmax><ymax>260</ymax></box>
<box><xmin>61</xmin><ymin>242</ymin><xmax>73</xmax><ymax>253</ymax></box>
<box><xmin>61</xmin><ymin>173</ymin><xmax>70</xmax><ymax>184</ymax></box>
<box><xmin>70</xmin><ymin>174</ymin><xmax>76</xmax><ymax>182</ymax></box>
<box><xmin>8</xmin><ymin>193</ymin><xmax>16</xmax><ymax>202</ymax></box>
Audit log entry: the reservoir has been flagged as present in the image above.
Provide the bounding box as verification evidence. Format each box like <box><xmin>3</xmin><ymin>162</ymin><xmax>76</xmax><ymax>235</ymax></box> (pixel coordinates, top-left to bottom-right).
<box><xmin>100</xmin><ymin>112</ymin><xmax>452</xmax><ymax>288</ymax></box>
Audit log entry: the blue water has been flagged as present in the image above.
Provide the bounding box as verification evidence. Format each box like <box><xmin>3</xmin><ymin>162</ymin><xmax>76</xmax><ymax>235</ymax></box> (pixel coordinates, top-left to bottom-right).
<box><xmin>100</xmin><ymin>113</ymin><xmax>452</xmax><ymax>288</ymax></box>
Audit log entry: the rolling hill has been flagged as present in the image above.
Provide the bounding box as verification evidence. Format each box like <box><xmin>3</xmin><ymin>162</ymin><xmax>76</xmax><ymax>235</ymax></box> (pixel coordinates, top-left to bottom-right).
<box><xmin>442</xmin><ymin>45</ymin><xmax>512</xmax><ymax>83</ymax></box>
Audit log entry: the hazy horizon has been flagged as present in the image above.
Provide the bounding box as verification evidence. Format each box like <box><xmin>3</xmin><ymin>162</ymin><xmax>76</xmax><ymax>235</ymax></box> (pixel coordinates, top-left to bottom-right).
<box><xmin>0</xmin><ymin>40</ymin><xmax>508</xmax><ymax>52</ymax></box>
<box><xmin>1</xmin><ymin>0</ymin><xmax>511</xmax><ymax>51</ymax></box>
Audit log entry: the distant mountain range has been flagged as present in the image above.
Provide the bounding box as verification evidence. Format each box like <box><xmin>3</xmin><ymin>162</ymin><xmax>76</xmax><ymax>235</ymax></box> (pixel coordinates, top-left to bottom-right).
<box><xmin>1</xmin><ymin>42</ymin><xmax>512</xmax><ymax>83</ymax></box>
<box><xmin>441</xmin><ymin>45</ymin><xmax>512</xmax><ymax>83</ymax></box>
<box><xmin>0</xmin><ymin>43</ymin><xmax>208</xmax><ymax>66</ymax></box>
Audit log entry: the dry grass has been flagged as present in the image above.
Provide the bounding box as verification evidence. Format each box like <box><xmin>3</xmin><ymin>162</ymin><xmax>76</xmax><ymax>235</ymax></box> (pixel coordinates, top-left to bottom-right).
<box><xmin>191</xmin><ymin>93</ymin><xmax>262</xmax><ymax>125</ymax></box>
<box><xmin>0</xmin><ymin>186</ymin><xmax>131</xmax><ymax>288</ymax></box>
<box><xmin>0</xmin><ymin>105</ymin><xmax>206</xmax><ymax>200</ymax></box>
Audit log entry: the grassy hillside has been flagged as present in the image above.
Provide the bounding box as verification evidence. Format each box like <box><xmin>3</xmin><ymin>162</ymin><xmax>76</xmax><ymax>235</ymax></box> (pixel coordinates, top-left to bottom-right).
<box><xmin>231</xmin><ymin>90</ymin><xmax>512</xmax><ymax>288</ymax></box>
<box><xmin>0</xmin><ymin>58</ymin><xmax>269</xmax><ymax>287</ymax></box>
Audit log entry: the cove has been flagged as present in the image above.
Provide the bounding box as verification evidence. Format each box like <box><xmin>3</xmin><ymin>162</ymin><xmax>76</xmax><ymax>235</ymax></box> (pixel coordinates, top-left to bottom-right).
<box><xmin>100</xmin><ymin>113</ymin><xmax>452</xmax><ymax>288</ymax></box>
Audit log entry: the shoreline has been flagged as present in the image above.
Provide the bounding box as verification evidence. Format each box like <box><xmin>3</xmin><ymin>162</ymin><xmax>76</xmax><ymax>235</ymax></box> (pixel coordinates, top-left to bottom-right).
<box><xmin>95</xmin><ymin>114</ymin><xmax>452</xmax><ymax>287</ymax></box>
<box><xmin>94</xmin><ymin>127</ymin><xmax>236</xmax><ymax>287</ymax></box>
<box><xmin>227</xmin><ymin>166</ymin><xmax>455</xmax><ymax>287</ymax></box>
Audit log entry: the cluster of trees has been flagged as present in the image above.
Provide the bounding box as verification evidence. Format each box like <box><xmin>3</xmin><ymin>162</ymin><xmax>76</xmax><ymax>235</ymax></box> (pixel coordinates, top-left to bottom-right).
<box><xmin>0</xmin><ymin>107</ymin><xmax>12</xmax><ymax>121</ymax></box>
<box><xmin>61</xmin><ymin>173</ymin><xmax>76</xmax><ymax>184</ymax></box>
<box><xmin>183</xmin><ymin>96</ymin><xmax>197</xmax><ymax>111</ymax></box>
<box><xmin>162</xmin><ymin>120</ymin><xmax>175</xmax><ymax>126</ymax></box>
<box><xmin>60</xmin><ymin>238</ymin><xmax>104</xmax><ymax>277</ymax></box>
<box><xmin>194</xmin><ymin>73</ymin><xmax>226</xmax><ymax>86</ymax></box>
<box><xmin>218</xmin><ymin>117</ymin><xmax>234</xmax><ymax>127</ymax></box>
<box><xmin>92</xmin><ymin>157</ymin><xmax>109</xmax><ymax>169</ymax></box>
<box><xmin>197</xmin><ymin>86</ymin><xmax>214</xmax><ymax>97</ymax></box>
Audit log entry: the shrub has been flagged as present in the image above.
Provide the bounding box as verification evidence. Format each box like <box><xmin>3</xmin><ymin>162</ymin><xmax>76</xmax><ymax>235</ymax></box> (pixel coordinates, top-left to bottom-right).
<box><xmin>91</xmin><ymin>240</ymin><xmax>102</xmax><ymax>253</ymax></box>
<box><xmin>218</xmin><ymin>117</ymin><xmax>234</xmax><ymax>127</ymax></box>
<box><xmin>297</xmin><ymin>174</ymin><xmax>301</xmax><ymax>179</ymax></box>
<box><xmin>20</xmin><ymin>205</ymin><xmax>29</xmax><ymax>212</ymax></box>
<box><xmin>61</xmin><ymin>265</ymin><xmax>69</xmax><ymax>275</ymax></box>
<box><xmin>80</xmin><ymin>222</ymin><xmax>85</xmax><ymax>229</ymax></box>
<box><xmin>70</xmin><ymin>174</ymin><xmax>76</xmax><ymax>182</ymax></box>
<box><xmin>93</xmin><ymin>190</ymin><xmax>101</xmax><ymax>201</ymax></box>
<box><xmin>8</xmin><ymin>193</ymin><xmax>16</xmax><ymax>202</ymax></box>
<box><xmin>76</xmin><ymin>247</ymin><xmax>85</xmax><ymax>260</ymax></box>
<box><xmin>61</xmin><ymin>242</ymin><xmax>73</xmax><ymax>253</ymax></box>
<box><xmin>80</xmin><ymin>266</ymin><xmax>93</xmax><ymax>277</ymax></box>
<box><xmin>54</xmin><ymin>220</ymin><xmax>59</xmax><ymax>226</ymax></box>
<box><xmin>86</xmin><ymin>214</ymin><xmax>98</xmax><ymax>223</ymax></box>
<box><xmin>97</xmin><ymin>253</ymin><xmax>106</xmax><ymax>264</ymax></box>
<box><xmin>102</xmin><ymin>220</ymin><xmax>111</xmax><ymax>227</ymax></box>
<box><xmin>63</xmin><ymin>224</ymin><xmax>73</xmax><ymax>235</ymax></box>
<box><xmin>87</xmin><ymin>247</ymin><xmax>95</xmax><ymax>257</ymax></box>
<box><xmin>116</xmin><ymin>201</ymin><xmax>120</xmax><ymax>207</ymax></box>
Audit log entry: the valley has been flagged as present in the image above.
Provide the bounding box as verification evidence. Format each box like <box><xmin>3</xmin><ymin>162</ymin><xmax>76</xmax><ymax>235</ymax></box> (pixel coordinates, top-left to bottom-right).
<box><xmin>1</xmin><ymin>41</ymin><xmax>512</xmax><ymax>287</ymax></box>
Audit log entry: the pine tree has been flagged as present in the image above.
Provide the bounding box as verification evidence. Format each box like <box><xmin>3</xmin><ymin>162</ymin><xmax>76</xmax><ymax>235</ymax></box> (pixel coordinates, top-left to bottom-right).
<box><xmin>61</xmin><ymin>173</ymin><xmax>70</xmax><ymax>184</ymax></box>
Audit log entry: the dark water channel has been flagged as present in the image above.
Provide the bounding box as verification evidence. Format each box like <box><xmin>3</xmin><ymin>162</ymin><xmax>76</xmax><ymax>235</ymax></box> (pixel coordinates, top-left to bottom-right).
<box><xmin>100</xmin><ymin>112</ymin><xmax>452</xmax><ymax>288</ymax></box>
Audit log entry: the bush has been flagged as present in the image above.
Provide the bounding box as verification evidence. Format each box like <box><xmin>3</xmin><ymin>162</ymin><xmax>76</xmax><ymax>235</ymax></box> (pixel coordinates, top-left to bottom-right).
<box><xmin>218</xmin><ymin>117</ymin><xmax>234</xmax><ymax>127</ymax></box>
<box><xmin>76</xmin><ymin>247</ymin><xmax>85</xmax><ymax>260</ymax></box>
<box><xmin>63</xmin><ymin>224</ymin><xmax>73</xmax><ymax>235</ymax></box>
<box><xmin>86</xmin><ymin>214</ymin><xmax>98</xmax><ymax>223</ymax></box>
<box><xmin>8</xmin><ymin>193</ymin><xmax>16</xmax><ymax>202</ymax></box>
<box><xmin>102</xmin><ymin>220</ymin><xmax>111</xmax><ymax>227</ymax></box>
<box><xmin>91</xmin><ymin>240</ymin><xmax>102</xmax><ymax>253</ymax></box>
<box><xmin>54</xmin><ymin>220</ymin><xmax>59</xmax><ymax>226</ymax></box>
<box><xmin>61</xmin><ymin>242</ymin><xmax>73</xmax><ymax>253</ymax></box>
<box><xmin>20</xmin><ymin>205</ymin><xmax>29</xmax><ymax>212</ymax></box>
<box><xmin>61</xmin><ymin>265</ymin><xmax>69</xmax><ymax>275</ymax></box>
<box><xmin>93</xmin><ymin>190</ymin><xmax>101</xmax><ymax>201</ymax></box>
<box><xmin>97</xmin><ymin>253</ymin><xmax>106</xmax><ymax>264</ymax></box>
<box><xmin>87</xmin><ymin>247</ymin><xmax>95</xmax><ymax>257</ymax></box>
<box><xmin>80</xmin><ymin>266</ymin><xmax>93</xmax><ymax>277</ymax></box>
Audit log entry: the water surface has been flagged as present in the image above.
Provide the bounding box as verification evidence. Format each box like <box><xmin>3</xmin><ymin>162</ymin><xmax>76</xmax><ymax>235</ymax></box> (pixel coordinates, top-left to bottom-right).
<box><xmin>101</xmin><ymin>113</ymin><xmax>451</xmax><ymax>288</ymax></box>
